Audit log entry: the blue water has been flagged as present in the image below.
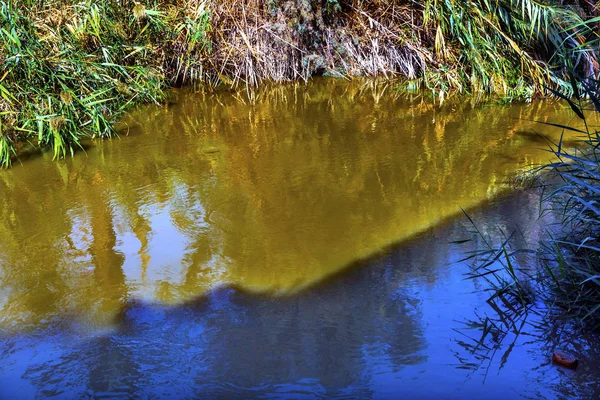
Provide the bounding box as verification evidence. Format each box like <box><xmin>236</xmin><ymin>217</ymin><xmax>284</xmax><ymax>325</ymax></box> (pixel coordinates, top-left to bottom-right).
<box><xmin>1</xmin><ymin>191</ymin><xmax>598</xmax><ymax>399</ymax></box>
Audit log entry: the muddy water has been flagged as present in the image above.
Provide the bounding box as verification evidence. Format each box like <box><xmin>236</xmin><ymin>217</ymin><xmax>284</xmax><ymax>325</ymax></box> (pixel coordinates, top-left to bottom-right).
<box><xmin>0</xmin><ymin>79</ymin><xmax>598</xmax><ymax>398</ymax></box>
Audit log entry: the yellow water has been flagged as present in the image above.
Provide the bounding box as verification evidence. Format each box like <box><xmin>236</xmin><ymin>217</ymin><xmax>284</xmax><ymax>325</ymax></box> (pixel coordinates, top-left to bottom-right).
<box><xmin>0</xmin><ymin>79</ymin><xmax>585</xmax><ymax>329</ymax></box>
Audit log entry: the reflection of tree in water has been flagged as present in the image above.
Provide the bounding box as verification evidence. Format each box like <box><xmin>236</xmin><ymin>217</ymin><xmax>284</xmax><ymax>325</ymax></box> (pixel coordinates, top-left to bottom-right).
<box><xmin>79</xmin><ymin>245</ymin><xmax>434</xmax><ymax>398</ymax></box>
<box><xmin>0</xmin><ymin>161</ymin><xmax>128</xmax><ymax>327</ymax></box>
<box><xmin>1</xmin><ymin>182</ymin><xmax>596</xmax><ymax>399</ymax></box>
<box><xmin>85</xmin><ymin>179</ymin><xmax>127</xmax><ymax>324</ymax></box>
<box><xmin>0</xmin><ymin>79</ymin><xmax>578</xmax><ymax>328</ymax></box>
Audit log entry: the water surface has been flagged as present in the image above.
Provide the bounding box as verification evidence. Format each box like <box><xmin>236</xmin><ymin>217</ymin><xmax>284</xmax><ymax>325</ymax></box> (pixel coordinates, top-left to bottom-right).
<box><xmin>0</xmin><ymin>79</ymin><xmax>598</xmax><ymax>398</ymax></box>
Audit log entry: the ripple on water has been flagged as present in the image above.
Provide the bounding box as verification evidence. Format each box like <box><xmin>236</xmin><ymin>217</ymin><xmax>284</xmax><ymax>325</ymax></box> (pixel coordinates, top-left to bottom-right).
<box><xmin>0</xmin><ymin>79</ymin><xmax>598</xmax><ymax>398</ymax></box>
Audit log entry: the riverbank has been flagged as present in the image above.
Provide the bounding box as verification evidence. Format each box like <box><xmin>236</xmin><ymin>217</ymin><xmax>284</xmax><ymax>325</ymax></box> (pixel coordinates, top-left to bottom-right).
<box><xmin>1</xmin><ymin>0</ymin><xmax>599</xmax><ymax>166</ymax></box>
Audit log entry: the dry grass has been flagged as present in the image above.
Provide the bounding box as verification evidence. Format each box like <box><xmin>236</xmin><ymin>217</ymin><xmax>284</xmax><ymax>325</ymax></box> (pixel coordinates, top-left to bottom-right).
<box><xmin>200</xmin><ymin>1</ymin><xmax>429</xmax><ymax>86</ymax></box>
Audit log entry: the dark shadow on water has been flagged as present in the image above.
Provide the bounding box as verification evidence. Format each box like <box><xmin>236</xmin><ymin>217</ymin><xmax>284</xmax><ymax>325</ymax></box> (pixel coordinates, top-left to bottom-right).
<box><xmin>10</xmin><ymin>142</ymin><xmax>97</xmax><ymax>168</ymax></box>
<box><xmin>513</xmin><ymin>130</ymin><xmax>582</xmax><ymax>148</ymax></box>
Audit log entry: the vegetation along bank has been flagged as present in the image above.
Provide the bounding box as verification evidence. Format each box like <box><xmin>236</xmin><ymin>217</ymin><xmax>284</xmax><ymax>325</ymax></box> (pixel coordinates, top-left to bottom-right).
<box><xmin>1</xmin><ymin>0</ymin><xmax>599</xmax><ymax>166</ymax></box>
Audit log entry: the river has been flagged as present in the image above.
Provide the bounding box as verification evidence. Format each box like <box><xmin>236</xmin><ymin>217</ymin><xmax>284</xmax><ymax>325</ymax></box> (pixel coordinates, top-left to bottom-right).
<box><xmin>0</xmin><ymin>79</ymin><xmax>598</xmax><ymax>399</ymax></box>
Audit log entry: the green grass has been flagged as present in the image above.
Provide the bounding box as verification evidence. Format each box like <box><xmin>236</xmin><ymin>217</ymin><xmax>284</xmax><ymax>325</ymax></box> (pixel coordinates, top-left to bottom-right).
<box><xmin>463</xmin><ymin>75</ymin><xmax>600</xmax><ymax>331</ymax></box>
<box><xmin>420</xmin><ymin>0</ymin><xmax>598</xmax><ymax>101</ymax></box>
<box><xmin>540</xmin><ymin>77</ymin><xmax>600</xmax><ymax>328</ymax></box>
<box><xmin>0</xmin><ymin>0</ymin><xmax>210</xmax><ymax>166</ymax></box>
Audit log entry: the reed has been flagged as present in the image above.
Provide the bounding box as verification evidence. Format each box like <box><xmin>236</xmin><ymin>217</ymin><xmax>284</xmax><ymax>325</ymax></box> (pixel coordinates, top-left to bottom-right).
<box><xmin>540</xmin><ymin>76</ymin><xmax>600</xmax><ymax>328</ymax></box>
<box><xmin>463</xmin><ymin>75</ymin><xmax>600</xmax><ymax>332</ymax></box>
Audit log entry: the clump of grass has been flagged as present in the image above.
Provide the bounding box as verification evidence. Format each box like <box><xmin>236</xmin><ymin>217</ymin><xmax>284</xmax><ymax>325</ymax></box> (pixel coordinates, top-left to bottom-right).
<box><xmin>461</xmin><ymin>215</ymin><xmax>537</xmax><ymax>308</ymax></box>
<box><xmin>539</xmin><ymin>76</ymin><xmax>600</xmax><ymax>328</ymax></box>
<box><xmin>462</xmin><ymin>75</ymin><xmax>600</xmax><ymax>332</ymax></box>
<box><xmin>420</xmin><ymin>0</ymin><xmax>598</xmax><ymax>101</ymax></box>
<box><xmin>0</xmin><ymin>0</ymin><xmax>211</xmax><ymax>166</ymax></box>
